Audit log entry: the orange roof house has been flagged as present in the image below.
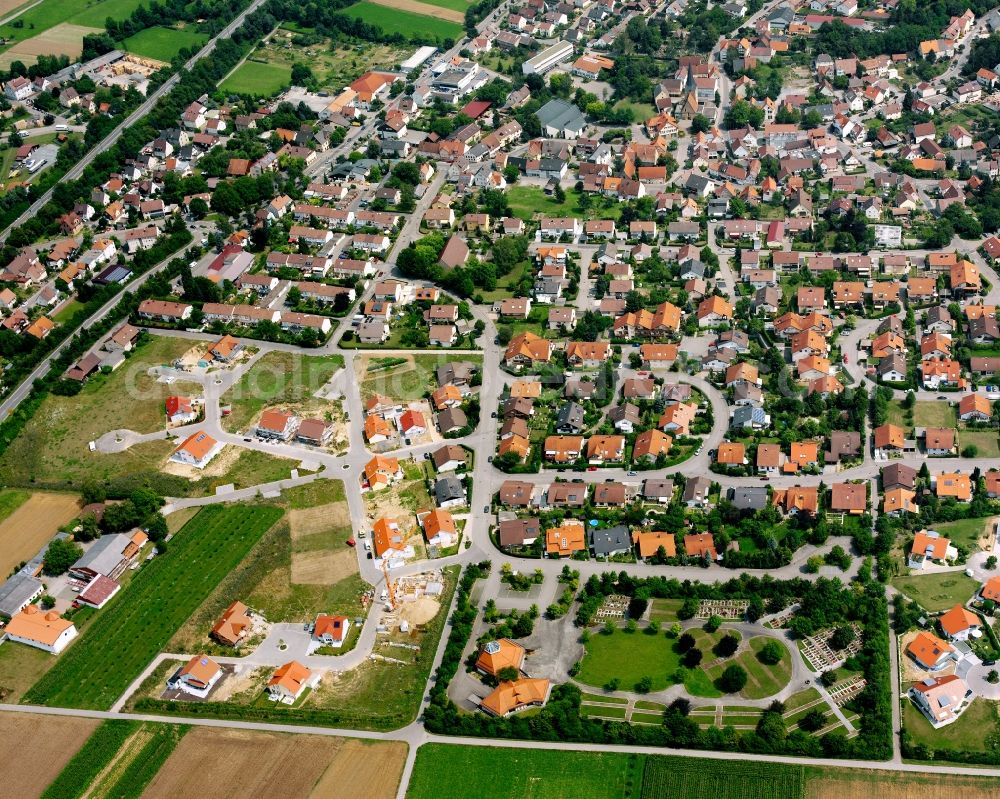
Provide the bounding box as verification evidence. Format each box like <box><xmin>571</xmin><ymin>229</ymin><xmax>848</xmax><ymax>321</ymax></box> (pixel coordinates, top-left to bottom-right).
<box><xmin>313</xmin><ymin>614</ymin><xmax>350</xmax><ymax>645</ymax></box>
<box><xmin>883</xmin><ymin>487</ymin><xmax>917</xmax><ymax>515</ymax></box>
<box><xmin>349</xmin><ymin>71</ymin><xmax>396</xmax><ymax>103</ymax></box>
<box><xmin>910</xmin><ymin>530</ymin><xmax>952</xmax><ymax>565</ymax></box>
<box><xmin>788</xmin><ymin>441</ymin><xmax>819</xmax><ymax>469</ymax></box>
<box><xmin>177</xmin><ymin>654</ymin><xmax>222</xmax><ymax>691</ymax></box>
<box><xmin>364</xmin><ymin>414</ymin><xmax>394</xmax><ymax>442</ymax></box>
<box><xmin>364</xmin><ymin>455</ymin><xmax>402</xmax><ymax>489</ymax></box>
<box><xmin>498</xmin><ymin>434</ymin><xmax>531</xmax><ymax>461</ymax></box>
<box><xmin>546</xmin><ymin>521</ymin><xmax>585</xmax><ymax>557</ymax></box>
<box><xmin>504</xmin><ymin>332</ymin><xmax>551</xmax><ymax>367</ymax></box>
<box><xmin>633</xmin><ymin>531</ymin><xmax>677</xmax><ymax>559</ymax></box>
<box><xmin>210</xmin><ymin>601</ymin><xmax>252</xmax><ymax>647</ymax></box>
<box><xmin>422</xmin><ymin>508</ymin><xmax>457</xmax><ymax>545</ymax></box>
<box><xmin>476</xmin><ymin>639</ymin><xmax>525</xmax><ymax>676</ymax></box>
<box><xmin>935</xmin><ymin>472</ymin><xmax>971</xmax><ymax>501</ymax></box>
<box><xmin>981</xmin><ymin>576</ymin><xmax>1000</xmax><ymax>602</ymax></box>
<box><xmin>775</xmin><ymin>486</ymin><xmax>819</xmax><ymax>515</ymax></box>
<box><xmin>906</xmin><ymin>631</ymin><xmax>954</xmax><ymax>670</ymax></box>
<box><xmin>544</xmin><ymin>435</ymin><xmax>585</xmax><ymax>463</ymax></box>
<box><xmin>829</xmin><ymin>483</ymin><xmax>866</xmax><ymax>514</ymax></box>
<box><xmin>587</xmin><ymin>435</ymin><xmax>625</xmax><ymax>462</ymax></box>
<box><xmin>873</xmin><ymin>423</ymin><xmax>905</xmax><ymax>450</ymax></box>
<box><xmin>684</xmin><ymin>533</ymin><xmax>717</xmax><ymax>560</ymax></box>
<box><xmin>659</xmin><ymin>402</ymin><xmax>697</xmax><ymax>434</ymax></box>
<box><xmin>480</xmin><ymin>678</ymin><xmax>551</xmax><ymax>717</ymax></box>
<box><xmin>171</xmin><ymin>430</ymin><xmax>221</xmax><ymax>468</ymax></box>
<box><xmin>939</xmin><ymin>605</ymin><xmax>980</xmax><ymax>640</ymax></box>
<box><xmin>372</xmin><ymin>518</ymin><xmax>408</xmax><ymax>558</ymax></box>
<box><xmin>267</xmin><ymin>660</ymin><xmax>316</xmax><ymax>702</ymax></box>
<box><xmin>633</xmin><ymin>429</ymin><xmax>672</xmax><ymax>460</ymax></box>
<box><xmin>716</xmin><ymin>442</ymin><xmax>746</xmax><ymax>465</ymax></box>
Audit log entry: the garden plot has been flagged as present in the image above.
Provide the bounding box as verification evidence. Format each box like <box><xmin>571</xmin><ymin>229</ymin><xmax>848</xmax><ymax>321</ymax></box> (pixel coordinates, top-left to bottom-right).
<box><xmin>828</xmin><ymin>677</ymin><xmax>867</xmax><ymax>706</ymax></box>
<box><xmin>595</xmin><ymin>595</ymin><xmax>630</xmax><ymax>620</ymax></box>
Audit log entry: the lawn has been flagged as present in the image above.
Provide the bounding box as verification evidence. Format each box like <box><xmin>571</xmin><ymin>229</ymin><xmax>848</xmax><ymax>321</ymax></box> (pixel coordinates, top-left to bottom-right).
<box><xmin>902</xmin><ymin>696</ymin><xmax>999</xmax><ymax>755</ymax></box>
<box><xmin>934</xmin><ymin>516</ymin><xmax>993</xmax><ymax>551</ymax></box>
<box><xmin>342</xmin><ymin>2</ymin><xmax>464</xmax><ymax>41</ymax></box>
<box><xmin>577</xmin><ymin>629</ymin><xmax>680</xmax><ymax>691</ymax></box>
<box><xmin>577</xmin><ymin>627</ymin><xmax>725</xmax><ymax>696</ymax></box>
<box><xmin>220</xmin><ymin>351</ymin><xmax>344</xmax><ymax>433</ymax></box>
<box><xmin>477</xmin><ymin>260</ymin><xmax>529</xmax><ymax>303</ymax></box>
<box><xmin>913</xmin><ymin>401</ymin><xmax>955</xmax><ymax>428</ymax></box>
<box><xmin>123</xmin><ymin>26</ymin><xmax>207</xmax><ymax>61</ymax></box>
<box><xmin>959</xmin><ymin>430</ymin><xmax>1000</xmax><ymax>457</ymax></box>
<box><xmin>612</xmin><ymin>99</ymin><xmax>657</xmax><ymax>122</ymax></box>
<box><xmin>220</xmin><ymin>60</ymin><xmax>293</xmax><ymax>96</ymax></box>
<box><xmin>649</xmin><ymin>598</ymin><xmax>684</xmax><ymax>623</ymax></box>
<box><xmin>885</xmin><ymin>399</ymin><xmax>908</xmax><ymax>428</ymax></box>
<box><xmin>0</xmin><ymin>334</ymin><xmax>202</xmax><ymax>494</ymax></box>
<box><xmin>892</xmin><ymin>571</ymin><xmax>980</xmax><ymax>612</ymax></box>
<box><xmin>52</xmin><ymin>299</ymin><xmax>84</xmax><ymax>325</ymax></box>
<box><xmin>701</xmin><ymin>636</ymin><xmax>792</xmax><ymax>700</ymax></box>
<box><xmin>407</xmin><ymin>744</ymin><xmax>645</xmax><ymax>799</ymax></box>
<box><xmin>506</xmin><ymin>185</ymin><xmax>619</xmax><ymax>222</ymax></box>
<box><xmin>641</xmin><ymin>755</ymin><xmax>804</xmax><ymax>799</ymax></box>
<box><xmin>23</xmin><ymin>504</ymin><xmax>283</xmax><ymax>710</ymax></box>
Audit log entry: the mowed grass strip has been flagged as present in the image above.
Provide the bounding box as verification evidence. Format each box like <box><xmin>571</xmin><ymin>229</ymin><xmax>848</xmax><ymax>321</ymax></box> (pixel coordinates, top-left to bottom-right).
<box><xmin>339</xmin><ymin>1</ymin><xmax>463</xmax><ymax>40</ymax></box>
<box><xmin>406</xmin><ymin>744</ymin><xmax>645</xmax><ymax>799</ymax></box>
<box><xmin>24</xmin><ymin>504</ymin><xmax>283</xmax><ymax>710</ymax></box>
<box><xmin>123</xmin><ymin>26</ymin><xmax>206</xmax><ymax>61</ymax></box>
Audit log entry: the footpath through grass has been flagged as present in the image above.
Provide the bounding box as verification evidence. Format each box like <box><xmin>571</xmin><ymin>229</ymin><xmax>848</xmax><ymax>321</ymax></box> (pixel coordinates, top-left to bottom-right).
<box><xmin>24</xmin><ymin>504</ymin><xmax>283</xmax><ymax>709</ymax></box>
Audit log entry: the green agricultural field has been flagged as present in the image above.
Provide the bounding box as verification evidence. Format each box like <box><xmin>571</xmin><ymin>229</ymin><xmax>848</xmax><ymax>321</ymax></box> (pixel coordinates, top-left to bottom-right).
<box><xmin>220</xmin><ymin>60</ymin><xmax>293</xmax><ymax>96</ymax></box>
<box><xmin>0</xmin><ymin>0</ymin><xmax>146</xmax><ymax>52</ymax></box>
<box><xmin>221</xmin><ymin>351</ymin><xmax>344</xmax><ymax>432</ymax></box>
<box><xmin>123</xmin><ymin>26</ymin><xmax>207</xmax><ymax>61</ymax></box>
<box><xmin>892</xmin><ymin>571</ymin><xmax>980</xmax><ymax>612</ymax></box>
<box><xmin>24</xmin><ymin>504</ymin><xmax>283</xmax><ymax>710</ymax></box>
<box><xmin>913</xmin><ymin>400</ymin><xmax>955</xmax><ymax>428</ymax></box>
<box><xmin>407</xmin><ymin>744</ymin><xmax>645</xmax><ymax>799</ymax></box>
<box><xmin>343</xmin><ymin>2</ymin><xmax>463</xmax><ymax>40</ymax></box>
<box><xmin>642</xmin><ymin>756</ymin><xmax>805</xmax><ymax>799</ymax></box>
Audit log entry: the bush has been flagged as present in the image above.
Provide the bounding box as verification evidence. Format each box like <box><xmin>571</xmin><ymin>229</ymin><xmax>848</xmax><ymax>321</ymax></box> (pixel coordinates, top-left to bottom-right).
<box><xmin>799</xmin><ymin>708</ymin><xmax>827</xmax><ymax>732</ymax></box>
<box><xmin>830</xmin><ymin>625</ymin><xmax>856</xmax><ymax>650</ymax></box>
<box><xmin>703</xmin><ymin>614</ymin><xmax>722</xmax><ymax>633</ymax></box>
<box><xmin>820</xmin><ymin>670</ymin><xmax>838</xmax><ymax>688</ymax></box>
<box><xmin>683</xmin><ymin>647</ymin><xmax>703</xmax><ymax>668</ymax></box>
<box><xmin>636</xmin><ymin>675</ymin><xmax>653</xmax><ymax>693</ymax></box>
<box><xmin>718</xmin><ymin>664</ymin><xmax>748</xmax><ymax>693</ymax></box>
<box><xmin>759</xmin><ymin>641</ymin><xmax>784</xmax><ymax>665</ymax></box>
<box><xmin>715</xmin><ymin>633</ymin><xmax>739</xmax><ymax>658</ymax></box>
<box><xmin>677</xmin><ymin>632</ymin><xmax>695</xmax><ymax>652</ymax></box>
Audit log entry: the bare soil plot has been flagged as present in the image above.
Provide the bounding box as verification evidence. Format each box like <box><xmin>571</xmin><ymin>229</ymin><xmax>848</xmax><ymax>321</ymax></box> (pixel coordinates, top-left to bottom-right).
<box><xmin>142</xmin><ymin>727</ymin><xmax>405</xmax><ymax>799</ymax></box>
<box><xmin>0</xmin><ymin>0</ymin><xmax>36</xmax><ymax>18</ymax></box>
<box><xmin>289</xmin><ymin>502</ymin><xmax>351</xmax><ymax>538</ymax></box>
<box><xmin>307</xmin><ymin>738</ymin><xmax>406</xmax><ymax>799</ymax></box>
<box><xmin>0</xmin><ymin>491</ymin><xmax>80</xmax><ymax>576</ymax></box>
<box><xmin>0</xmin><ymin>23</ymin><xmax>100</xmax><ymax>67</ymax></box>
<box><xmin>291</xmin><ymin>548</ymin><xmax>358</xmax><ymax>585</ymax></box>
<box><xmin>364</xmin><ymin>0</ymin><xmax>464</xmax><ymax>21</ymax></box>
<box><xmin>809</xmin><ymin>771</ymin><xmax>1000</xmax><ymax>799</ymax></box>
<box><xmin>0</xmin><ymin>712</ymin><xmax>99</xmax><ymax>797</ymax></box>
<box><xmin>399</xmin><ymin>596</ymin><xmax>440</xmax><ymax>625</ymax></box>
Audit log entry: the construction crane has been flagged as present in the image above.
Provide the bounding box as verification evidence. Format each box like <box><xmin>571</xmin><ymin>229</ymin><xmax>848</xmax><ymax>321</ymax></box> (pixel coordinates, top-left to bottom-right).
<box><xmin>381</xmin><ymin>560</ymin><xmax>397</xmax><ymax>611</ymax></box>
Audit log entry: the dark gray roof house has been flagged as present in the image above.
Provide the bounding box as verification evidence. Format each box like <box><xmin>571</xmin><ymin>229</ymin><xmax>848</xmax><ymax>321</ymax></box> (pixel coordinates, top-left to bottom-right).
<box><xmin>643</xmin><ymin>479</ymin><xmax>675</xmax><ymax>502</ymax></box>
<box><xmin>0</xmin><ymin>572</ymin><xmax>43</xmax><ymax>617</ymax></box>
<box><xmin>556</xmin><ymin>401</ymin><xmax>585</xmax><ymax>434</ymax></box>
<box><xmin>728</xmin><ymin>486</ymin><xmax>768</xmax><ymax>511</ymax></box>
<box><xmin>589</xmin><ymin>525</ymin><xmax>631</xmax><ymax>557</ymax></box>
<box><xmin>434</xmin><ymin>475</ymin><xmax>466</xmax><ymax>507</ymax></box>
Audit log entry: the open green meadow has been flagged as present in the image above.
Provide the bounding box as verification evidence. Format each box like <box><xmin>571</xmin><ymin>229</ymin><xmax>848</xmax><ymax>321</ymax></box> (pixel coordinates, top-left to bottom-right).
<box><xmin>891</xmin><ymin>571</ymin><xmax>980</xmax><ymax>612</ymax></box>
<box><xmin>220</xmin><ymin>59</ymin><xmax>293</xmax><ymax>96</ymax></box>
<box><xmin>341</xmin><ymin>2</ymin><xmax>464</xmax><ymax>41</ymax></box>
<box><xmin>123</xmin><ymin>26</ymin><xmax>207</xmax><ymax>61</ymax></box>
<box><xmin>23</xmin><ymin>504</ymin><xmax>283</xmax><ymax>710</ymax></box>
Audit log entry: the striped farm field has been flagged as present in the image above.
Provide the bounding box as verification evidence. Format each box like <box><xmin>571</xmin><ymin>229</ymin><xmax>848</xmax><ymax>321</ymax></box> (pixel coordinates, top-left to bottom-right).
<box><xmin>369</xmin><ymin>0</ymin><xmax>467</xmax><ymax>17</ymax></box>
<box><xmin>23</xmin><ymin>504</ymin><xmax>283</xmax><ymax>710</ymax></box>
